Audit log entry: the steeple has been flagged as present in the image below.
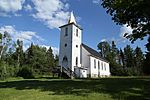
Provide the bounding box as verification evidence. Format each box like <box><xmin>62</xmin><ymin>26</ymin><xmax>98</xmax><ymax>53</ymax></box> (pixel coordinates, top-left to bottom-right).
<box><xmin>68</xmin><ymin>11</ymin><xmax>77</xmax><ymax>24</ymax></box>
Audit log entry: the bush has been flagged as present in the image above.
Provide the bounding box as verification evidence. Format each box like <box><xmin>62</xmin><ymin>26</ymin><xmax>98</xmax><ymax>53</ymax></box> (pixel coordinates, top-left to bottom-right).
<box><xmin>17</xmin><ymin>67</ymin><xmax>34</xmax><ymax>79</ymax></box>
<box><xmin>0</xmin><ymin>61</ymin><xmax>8</xmax><ymax>80</ymax></box>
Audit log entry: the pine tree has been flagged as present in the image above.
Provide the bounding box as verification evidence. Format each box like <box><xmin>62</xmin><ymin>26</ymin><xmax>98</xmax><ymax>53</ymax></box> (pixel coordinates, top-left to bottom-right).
<box><xmin>124</xmin><ymin>45</ymin><xmax>135</xmax><ymax>75</ymax></box>
<box><xmin>54</xmin><ymin>55</ymin><xmax>59</xmax><ymax>67</ymax></box>
<box><xmin>134</xmin><ymin>46</ymin><xmax>144</xmax><ymax>75</ymax></box>
<box><xmin>46</xmin><ymin>47</ymin><xmax>55</xmax><ymax>68</ymax></box>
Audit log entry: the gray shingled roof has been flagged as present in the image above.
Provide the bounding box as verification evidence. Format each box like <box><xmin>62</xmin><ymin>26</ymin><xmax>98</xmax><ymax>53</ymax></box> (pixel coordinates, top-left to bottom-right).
<box><xmin>82</xmin><ymin>43</ymin><xmax>109</xmax><ymax>63</ymax></box>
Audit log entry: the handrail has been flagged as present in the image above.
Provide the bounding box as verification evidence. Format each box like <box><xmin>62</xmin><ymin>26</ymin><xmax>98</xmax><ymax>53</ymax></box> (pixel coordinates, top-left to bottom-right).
<box><xmin>61</xmin><ymin>66</ymin><xmax>77</xmax><ymax>78</ymax></box>
<box><xmin>67</xmin><ymin>67</ymin><xmax>77</xmax><ymax>77</ymax></box>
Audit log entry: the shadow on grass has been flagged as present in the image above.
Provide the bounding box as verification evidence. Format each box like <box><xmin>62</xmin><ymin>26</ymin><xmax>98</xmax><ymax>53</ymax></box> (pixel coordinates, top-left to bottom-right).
<box><xmin>0</xmin><ymin>77</ymin><xmax>150</xmax><ymax>100</ymax></box>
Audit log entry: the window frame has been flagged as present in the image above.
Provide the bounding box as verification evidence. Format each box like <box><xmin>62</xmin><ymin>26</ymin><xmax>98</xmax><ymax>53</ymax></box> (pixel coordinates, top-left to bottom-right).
<box><xmin>65</xmin><ymin>27</ymin><xmax>68</xmax><ymax>36</ymax></box>
<box><xmin>76</xmin><ymin>28</ymin><xmax>78</xmax><ymax>37</ymax></box>
<box><xmin>94</xmin><ymin>59</ymin><xmax>96</xmax><ymax>69</ymax></box>
<box><xmin>101</xmin><ymin>62</ymin><xmax>103</xmax><ymax>70</ymax></box>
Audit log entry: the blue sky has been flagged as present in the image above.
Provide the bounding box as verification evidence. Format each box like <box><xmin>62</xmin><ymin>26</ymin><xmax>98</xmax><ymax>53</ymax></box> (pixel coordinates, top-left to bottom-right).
<box><xmin>0</xmin><ymin>0</ymin><xmax>147</xmax><ymax>55</ymax></box>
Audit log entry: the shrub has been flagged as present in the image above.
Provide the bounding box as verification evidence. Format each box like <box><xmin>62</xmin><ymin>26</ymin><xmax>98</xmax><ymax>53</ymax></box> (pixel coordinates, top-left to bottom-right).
<box><xmin>17</xmin><ymin>67</ymin><xmax>34</xmax><ymax>79</ymax></box>
<box><xmin>0</xmin><ymin>61</ymin><xmax>8</xmax><ymax>80</ymax></box>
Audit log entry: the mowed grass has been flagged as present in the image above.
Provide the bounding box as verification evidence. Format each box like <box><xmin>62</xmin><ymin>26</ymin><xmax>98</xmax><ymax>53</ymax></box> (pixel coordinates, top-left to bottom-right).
<box><xmin>0</xmin><ymin>77</ymin><xmax>150</xmax><ymax>100</ymax></box>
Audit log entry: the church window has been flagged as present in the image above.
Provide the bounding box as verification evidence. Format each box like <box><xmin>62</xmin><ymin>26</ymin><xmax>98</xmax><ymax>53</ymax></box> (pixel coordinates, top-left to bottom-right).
<box><xmin>65</xmin><ymin>27</ymin><xmax>68</xmax><ymax>36</ymax></box>
<box><xmin>63</xmin><ymin>56</ymin><xmax>68</xmax><ymax>61</ymax></box>
<box><xmin>98</xmin><ymin>61</ymin><xmax>100</xmax><ymax>70</ymax></box>
<box><xmin>65</xmin><ymin>43</ymin><xmax>67</xmax><ymax>47</ymax></box>
<box><xmin>94</xmin><ymin>59</ymin><xmax>96</xmax><ymax>68</ymax></box>
<box><xmin>76</xmin><ymin>28</ymin><xmax>78</xmax><ymax>37</ymax></box>
<box><xmin>101</xmin><ymin>62</ymin><xmax>103</xmax><ymax>70</ymax></box>
<box><xmin>104</xmin><ymin>63</ymin><xmax>106</xmax><ymax>71</ymax></box>
<box><xmin>76</xmin><ymin>45</ymin><xmax>78</xmax><ymax>48</ymax></box>
<box><xmin>76</xmin><ymin>57</ymin><xmax>78</xmax><ymax>66</ymax></box>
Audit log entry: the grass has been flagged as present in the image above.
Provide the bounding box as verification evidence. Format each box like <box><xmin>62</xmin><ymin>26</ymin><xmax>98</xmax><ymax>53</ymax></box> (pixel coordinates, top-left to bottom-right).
<box><xmin>0</xmin><ymin>77</ymin><xmax>150</xmax><ymax>100</ymax></box>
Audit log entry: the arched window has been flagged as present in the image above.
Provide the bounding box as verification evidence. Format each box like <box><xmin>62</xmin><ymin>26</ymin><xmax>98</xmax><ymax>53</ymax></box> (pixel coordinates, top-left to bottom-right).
<box><xmin>62</xmin><ymin>56</ymin><xmax>68</xmax><ymax>68</ymax></box>
<box><xmin>63</xmin><ymin>56</ymin><xmax>68</xmax><ymax>62</ymax></box>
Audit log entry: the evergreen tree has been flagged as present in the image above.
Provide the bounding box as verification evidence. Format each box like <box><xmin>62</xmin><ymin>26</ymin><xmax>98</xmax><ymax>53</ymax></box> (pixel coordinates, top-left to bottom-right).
<box><xmin>124</xmin><ymin>45</ymin><xmax>134</xmax><ymax>68</ymax></box>
<box><xmin>54</xmin><ymin>55</ymin><xmax>59</xmax><ymax>67</ymax></box>
<box><xmin>26</xmin><ymin>44</ymin><xmax>49</xmax><ymax>75</ymax></box>
<box><xmin>134</xmin><ymin>46</ymin><xmax>144</xmax><ymax>75</ymax></box>
<box><xmin>46</xmin><ymin>47</ymin><xmax>55</xmax><ymax>68</ymax></box>
<box><xmin>124</xmin><ymin>45</ymin><xmax>136</xmax><ymax>75</ymax></box>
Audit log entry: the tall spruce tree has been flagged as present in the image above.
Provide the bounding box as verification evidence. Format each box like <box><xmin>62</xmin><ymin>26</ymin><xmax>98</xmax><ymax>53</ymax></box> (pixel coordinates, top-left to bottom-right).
<box><xmin>134</xmin><ymin>46</ymin><xmax>144</xmax><ymax>75</ymax></box>
<box><xmin>46</xmin><ymin>47</ymin><xmax>55</xmax><ymax>68</ymax></box>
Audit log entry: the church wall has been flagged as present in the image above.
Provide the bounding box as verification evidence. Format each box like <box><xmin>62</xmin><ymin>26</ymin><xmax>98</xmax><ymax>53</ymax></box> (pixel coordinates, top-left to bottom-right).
<box><xmin>99</xmin><ymin>62</ymin><xmax>110</xmax><ymax>77</ymax></box>
<box><xmin>89</xmin><ymin>56</ymin><xmax>110</xmax><ymax>78</ymax></box>
<box><xmin>90</xmin><ymin>56</ymin><xmax>99</xmax><ymax>78</ymax></box>
<box><xmin>81</xmin><ymin>47</ymin><xmax>90</xmax><ymax>75</ymax></box>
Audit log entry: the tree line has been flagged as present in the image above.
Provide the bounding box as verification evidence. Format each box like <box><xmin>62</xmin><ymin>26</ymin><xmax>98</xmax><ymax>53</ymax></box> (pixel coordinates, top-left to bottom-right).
<box><xmin>1</xmin><ymin>31</ymin><xmax>150</xmax><ymax>80</ymax></box>
<box><xmin>0</xmin><ymin>32</ymin><xmax>58</xmax><ymax>80</ymax></box>
<box><xmin>101</xmin><ymin>0</ymin><xmax>150</xmax><ymax>75</ymax></box>
<box><xmin>97</xmin><ymin>41</ymin><xmax>150</xmax><ymax>76</ymax></box>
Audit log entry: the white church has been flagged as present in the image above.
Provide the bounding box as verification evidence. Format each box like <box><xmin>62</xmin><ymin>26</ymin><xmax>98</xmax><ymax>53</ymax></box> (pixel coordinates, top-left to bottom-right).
<box><xmin>59</xmin><ymin>12</ymin><xmax>111</xmax><ymax>78</ymax></box>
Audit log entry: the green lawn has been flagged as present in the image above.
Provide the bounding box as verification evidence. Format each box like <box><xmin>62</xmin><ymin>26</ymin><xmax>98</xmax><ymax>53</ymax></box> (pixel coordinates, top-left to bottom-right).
<box><xmin>0</xmin><ymin>77</ymin><xmax>150</xmax><ymax>100</ymax></box>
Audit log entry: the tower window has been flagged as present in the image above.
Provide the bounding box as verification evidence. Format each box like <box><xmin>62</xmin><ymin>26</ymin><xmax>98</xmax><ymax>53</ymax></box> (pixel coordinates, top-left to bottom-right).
<box><xmin>76</xmin><ymin>57</ymin><xmax>78</xmax><ymax>66</ymax></box>
<box><xmin>65</xmin><ymin>27</ymin><xmax>68</xmax><ymax>36</ymax></box>
<box><xmin>76</xmin><ymin>28</ymin><xmax>78</xmax><ymax>37</ymax></box>
<box><xmin>65</xmin><ymin>43</ymin><xmax>67</xmax><ymax>47</ymax></box>
<box><xmin>76</xmin><ymin>45</ymin><xmax>78</xmax><ymax>48</ymax></box>
<box><xmin>63</xmin><ymin>56</ymin><xmax>68</xmax><ymax>61</ymax></box>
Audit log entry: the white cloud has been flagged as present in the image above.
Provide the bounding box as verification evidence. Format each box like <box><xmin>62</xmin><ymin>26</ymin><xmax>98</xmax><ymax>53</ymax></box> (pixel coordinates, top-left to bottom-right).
<box><xmin>0</xmin><ymin>25</ymin><xmax>44</xmax><ymax>51</ymax></box>
<box><xmin>16</xmin><ymin>31</ymin><xmax>44</xmax><ymax>42</ymax></box>
<box><xmin>92</xmin><ymin>0</ymin><xmax>100</xmax><ymax>4</ymax></box>
<box><xmin>51</xmin><ymin>47</ymin><xmax>59</xmax><ymax>56</ymax></box>
<box><xmin>0</xmin><ymin>0</ymin><xmax>25</xmax><ymax>16</ymax></box>
<box><xmin>0</xmin><ymin>0</ymin><xmax>81</xmax><ymax>29</ymax></box>
<box><xmin>101</xmin><ymin>38</ymin><xmax>106</xmax><ymax>42</ymax></box>
<box><xmin>76</xmin><ymin>16</ymin><xmax>82</xmax><ymax>22</ymax></box>
<box><xmin>31</xmin><ymin>0</ymin><xmax>70</xmax><ymax>29</ymax></box>
<box><xmin>120</xmin><ymin>25</ymin><xmax>133</xmax><ymax>39</ymax></box>
<box><xmin>24</xmin><ymin>4</ymin><xmax>32</xmax><ymax>11</ymax></box>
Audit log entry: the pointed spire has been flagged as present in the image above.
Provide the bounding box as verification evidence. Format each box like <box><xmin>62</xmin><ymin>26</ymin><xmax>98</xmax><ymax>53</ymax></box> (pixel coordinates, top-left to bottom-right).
<box><xmin>68</xmin><ymin>11</ymin><xmax>77</xmax><ymax>24</ymax></box>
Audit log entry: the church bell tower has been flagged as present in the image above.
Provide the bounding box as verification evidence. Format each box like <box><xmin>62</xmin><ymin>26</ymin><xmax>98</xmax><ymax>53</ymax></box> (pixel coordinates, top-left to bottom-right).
<box><xmin>59</xmin><ymin>12</ymin><xmax>82</xmax><ymax>72</ymax></box>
